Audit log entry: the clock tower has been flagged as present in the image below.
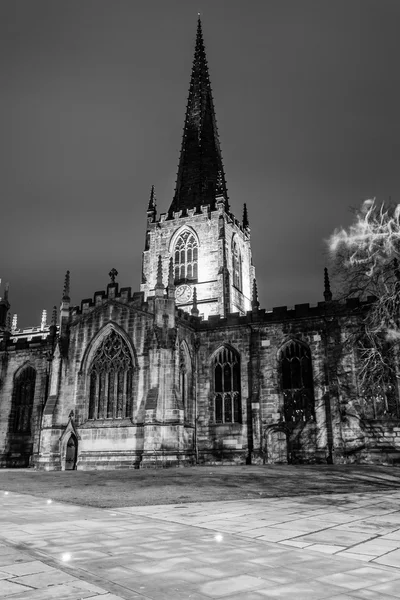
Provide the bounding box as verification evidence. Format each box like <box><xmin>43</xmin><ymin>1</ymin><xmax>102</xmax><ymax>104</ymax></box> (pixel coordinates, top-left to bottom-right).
<box><xmin>141</xmin><ymin>18</ymin><xmax>256</xmax><ymax>319</ymax></box>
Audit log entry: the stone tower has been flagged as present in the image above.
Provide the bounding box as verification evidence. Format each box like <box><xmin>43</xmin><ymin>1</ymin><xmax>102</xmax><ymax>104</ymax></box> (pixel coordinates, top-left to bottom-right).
<box><xmin>141</xmin><ymin>18</ymin><xmax>256</xmax><ymax>319</ymax></box>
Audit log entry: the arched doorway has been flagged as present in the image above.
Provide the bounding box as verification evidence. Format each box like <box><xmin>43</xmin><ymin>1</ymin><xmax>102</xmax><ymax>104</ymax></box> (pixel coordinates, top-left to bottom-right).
<box><xmin>265</xmin><ymin>426</ymin><xmax>288</xmax><ymax>464</ymax></box>
<box><xmin>65</xmin><ymin>435</ymin><xmax>78</xmax><ymax>470</ymax></box>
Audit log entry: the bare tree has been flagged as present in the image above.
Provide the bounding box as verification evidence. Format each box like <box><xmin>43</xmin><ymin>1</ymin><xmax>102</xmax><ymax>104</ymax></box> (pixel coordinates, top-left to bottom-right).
<box><xmin>328</xmin><ymin>199</ymin><xmax>400</xmax><ymax>417</ymax></box>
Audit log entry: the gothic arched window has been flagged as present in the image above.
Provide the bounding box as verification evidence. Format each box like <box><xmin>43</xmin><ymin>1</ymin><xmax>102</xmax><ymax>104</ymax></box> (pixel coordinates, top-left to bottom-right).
<box><xmin>174</xmin><ymin>231</ymin><xmax>198</xmax><ymax>283</ymax></box>
<box><xmin>12</xmin><ymin>366</ymin><xmax>36</xmax><ymax>434</ymax></box>
<box><xmin>232</xmin><ymin>239</ymin><xmax>242</xmax><ymax>291</ymax></box>
<box><xmin>88</xmin><ymin>330</ymin><xmax>134</xmax><ymax>420</ymax></box>
<box><xmin>213</xmin><ymin>347</ymin><xmax>241</xmax><ymax>423</ymax></box>
<box><xmin>280</xmin><ymin>341</ymin><xmax>315</xmax><ymax>423</ymax></box>
<box><xmin>358</xmin><ymin>338</ymin><xmax>400</xmax><ymax>419</ymax></box>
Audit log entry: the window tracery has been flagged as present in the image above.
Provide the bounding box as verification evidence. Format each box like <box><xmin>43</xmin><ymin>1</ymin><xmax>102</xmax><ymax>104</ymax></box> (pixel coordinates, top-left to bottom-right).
<box><xmin>213</xmin><ymin>347</ymin><xmax>241</xmax><ymax>423</ymax></box>
<box><xmin>174</xmin><ymin>231</ymin><xmax>198</xmax><ymax>282</ymax></box>
<box><xmin>358</xmin><ymin>337</ymin><xmax>400</xmax><ymax>419</ymax></box>
<box><xmin>88</xmin><ymin>330</ymin><xmax>134</xmax><ymax>420</ymax></box>
<box><xmin>280</xmin><ymin>340</ymin><xmax>315</xmax><ymax>423</ymax></box>
<box><xmin>12</xmin><ymin>366</ymin><xmax>36</xmax><ymax>434</ymax></box>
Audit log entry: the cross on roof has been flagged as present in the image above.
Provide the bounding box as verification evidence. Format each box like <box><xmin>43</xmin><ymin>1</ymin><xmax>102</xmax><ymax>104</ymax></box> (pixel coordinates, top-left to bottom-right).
<box><xmin>109</xmin><ymin>268</ymin><xmax>118</xmax><ymax>283</ymax></box>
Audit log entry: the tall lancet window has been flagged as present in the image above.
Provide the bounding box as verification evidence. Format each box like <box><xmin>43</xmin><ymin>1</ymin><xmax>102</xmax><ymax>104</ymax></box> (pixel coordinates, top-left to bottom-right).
<box><xmin>213</xmin><ymin>347</ymin><xmax>241</xmax><ymax>424</ymax></box>
<box><xmin>174</xmin><ymin>231</ymin><xmax>198</xmax><ymax>283</ymax></box>
<box><xmin>232</xmin><ymin>239</ymin><xmax>242</xmax><ymax>291</ymax></box>
<box><xmin>88</xmin><ymin>330</ymin><xmax>134</xmax><ymax>420</ymax></box>
<box><xmin>12</xmin><ymin>366</ymin><xmax>36</xmax><ymax>433</ymax></box>
<box><xmin>280</xmin><ymin>340</ymin><xmax>315</xmax><ymax>424</ymax></box>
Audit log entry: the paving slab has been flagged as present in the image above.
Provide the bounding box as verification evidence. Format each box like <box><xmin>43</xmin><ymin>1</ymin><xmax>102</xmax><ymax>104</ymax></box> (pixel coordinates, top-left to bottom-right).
<box><xmin>0</xmin><ymin>489</ymin><xmax>400</xmax><ymax>599</ymax></box>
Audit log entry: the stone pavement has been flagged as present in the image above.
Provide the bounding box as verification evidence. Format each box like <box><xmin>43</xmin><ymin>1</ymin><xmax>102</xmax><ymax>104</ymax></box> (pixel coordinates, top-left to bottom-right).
<box><xmin>1</xmin><ymin>489</ymin><xmax>400</xmax><ymax>599</ymax></box>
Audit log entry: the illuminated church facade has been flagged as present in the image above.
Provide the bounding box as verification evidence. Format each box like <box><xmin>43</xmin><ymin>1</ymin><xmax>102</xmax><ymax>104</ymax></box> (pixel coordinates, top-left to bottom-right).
<box><xmin>0</xmin><ymin>20</ymin><xmax>399</xmax><ymax>470</ymax></box>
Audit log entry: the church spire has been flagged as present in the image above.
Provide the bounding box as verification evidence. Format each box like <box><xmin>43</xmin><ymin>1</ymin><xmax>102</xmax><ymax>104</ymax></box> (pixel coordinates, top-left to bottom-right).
<box><xmin>169</xmin><ymin>16</ymin><xmax>229</xmax><ymax>216</ymax></box>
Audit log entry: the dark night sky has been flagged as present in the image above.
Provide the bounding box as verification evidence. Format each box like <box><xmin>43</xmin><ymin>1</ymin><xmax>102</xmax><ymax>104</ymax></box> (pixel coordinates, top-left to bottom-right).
<box><xmin>2</xmin><ymin>0</ymin><xmax>400</xmax><ymax>327</ymax></box>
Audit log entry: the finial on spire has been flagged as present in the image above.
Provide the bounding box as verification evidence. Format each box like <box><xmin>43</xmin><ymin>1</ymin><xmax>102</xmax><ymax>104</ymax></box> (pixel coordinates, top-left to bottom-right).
<box><xmin>12</xmin><ymin>314</ymin><xmax>17</xmax><ymax>332</ymax></box>
<box><xmin>155</xmin><ymin>255</ymin><xmax>164</xmax><ymax>292</ymax></box>
<box><xmin>62</xmin><ymin>270</ymin><xmax>70</xmax><ymax>302</ymax></box>
<box><xmin>191</xmin><ymin>286</ymin><xmax>199</xmax><ymax>316</ymax></box>
<box><xmin>109</xmin><ymin>268</ymin><xmax>118</xmax><ymax>284</ymax></box>
<box><xmin>252</xmin><ymin>279</ymin><xmax>260</xmax><ymax>311</ymax></box>
<box><xmin>243</xmin><ymin>203</ymin><xmax>249</xmax><ymax>229</ymax></box>
<box><xmin>324</xmin><ymin>267</ymin><xmax>332</xmax><ymax>302</ymax></box>
<box><xmin>148</xmin><ymin>185</ymin><xmax>157</xmax><ymax>214</ymax></box>
<box><xmin>167</xmin><ymin>257</ymin><xmax>175</xmax><ymax>298</ymax></box>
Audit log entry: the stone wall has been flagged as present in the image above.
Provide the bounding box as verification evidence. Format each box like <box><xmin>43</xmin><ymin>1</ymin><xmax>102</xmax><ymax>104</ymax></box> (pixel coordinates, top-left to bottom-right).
<box><xmin>1</xmin><ymin>290</ymin><xmax>399</xmax><ymax>469</ymax></box>
<box><xmin>0</xmin><ymin>343</ymin><xmax>51</xmax><ymax>467</ymax></box>
<box><xmin>141</xmin><ymin>204</ymin><xmax>254</xmax><ymax>319</ymax></box>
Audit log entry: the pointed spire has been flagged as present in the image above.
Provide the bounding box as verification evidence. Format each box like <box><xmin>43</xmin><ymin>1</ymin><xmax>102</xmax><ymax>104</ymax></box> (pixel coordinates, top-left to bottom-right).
<box><xmin>49</xmin><ymin>305</ymin><xmax>57</xmax><ymax>338</ymax></box>
<box><xmin>147</xmin><ymin>185</ymin><xmax>157</xmax><ymax>215</ymax></box>
<box><xmin>0</xmin><ymin>282</ymin><xmax>10</xmax><ymax>329</ymax></box>
<box><xmin>167</xmin><ymin>257</ymin><xmax>175</xmax><ymax>298</ymax></box>
<box><xmin>243</xmin><ymin>203</ymin><xmax>249</xmax><ymax>229</ymax></box>
<box><xmin>41</xmin><ymin>309</ymin><xmax>47</xmax><ymax>331</ymax></box>
<box><xmin>251</xmin><ymin>279</ymin><xmax>260</xmax><ymax>311</ymax></box>
<box><xmin>324</xmin><ymin>267</ymin><xmax>332</xmax><ymax>302</ymax></box>
<box><xmin>169</xmin><ymin>16</ymin><xmax>229</xmax><ymax>215</ymax></box>
<box><xmin>62</xmin><ymin>270</ymin><xmax>70</xmax><ymax>302</ymax></box>
<box><xmin>191</xmin><ymin>286</ymin><xmax>199</xmax><ymax>316</ymax></box>
<box><xmin>155</xmin><ymin>255</ymin><xmax>164</xmax><ymax>295</ymax></box>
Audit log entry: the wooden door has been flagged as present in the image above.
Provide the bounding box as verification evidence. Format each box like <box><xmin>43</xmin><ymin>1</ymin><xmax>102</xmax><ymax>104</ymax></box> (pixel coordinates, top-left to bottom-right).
<box><xmin>65</xmin><ymin>435</ymin><xmax>77</xmax><ymax>470</ymax></box>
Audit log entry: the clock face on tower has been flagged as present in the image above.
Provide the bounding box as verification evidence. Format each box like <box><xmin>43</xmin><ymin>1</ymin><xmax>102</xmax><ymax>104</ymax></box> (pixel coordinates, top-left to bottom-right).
<box><xmin>175</xmin><ymin>284</ymin><xmax>193</xmax><ymax>304</ymax></box>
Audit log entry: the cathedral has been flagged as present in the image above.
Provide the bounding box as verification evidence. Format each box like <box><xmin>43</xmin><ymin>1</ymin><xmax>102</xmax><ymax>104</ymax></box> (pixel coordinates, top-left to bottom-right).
<box><xmin>1</xmin><ymin>19</ymin><xmax>399</xmax><ymax>470</ymax></box>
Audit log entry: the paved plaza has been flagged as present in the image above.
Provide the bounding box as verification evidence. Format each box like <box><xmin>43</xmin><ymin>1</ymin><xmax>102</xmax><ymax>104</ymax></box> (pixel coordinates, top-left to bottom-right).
<box><xmin>1</xmin><ymin>483</ymin><xmax>400</xmax><ymax>599</ymax></box>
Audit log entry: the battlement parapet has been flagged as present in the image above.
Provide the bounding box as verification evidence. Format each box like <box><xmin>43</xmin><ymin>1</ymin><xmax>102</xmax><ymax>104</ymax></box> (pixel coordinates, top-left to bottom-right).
<box><xmin>195</xmin><ymin>296</ymin><xmax>376</xmax><ymax>330</ymax></box>
<box><xmin>147</xmin><ymin>205</ymin><xmax>214</xmax><ymax>228</ymax></box>
<box><xmin>223</xmin><ymin>211</ymin><xmax>250</xmax><ymax>237</ymax></box>
<box><xmin>146</xmin><ymin>204</ymin><xmax>249</xmax><ymax>233</ymax></box>
<box><xmin>176</xmin><ymin>308</ymin><xmax>201</xmax><ymax>325</ymax></box>
<box><xmin>1</xmin><ymin>328</ymin><xmax>56</xmax><ymax>351</ymax></box>
<box><xmin>70</xmin><ymin>285</ymin><xmax>145</xmax><ymax>317</ymax></box>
